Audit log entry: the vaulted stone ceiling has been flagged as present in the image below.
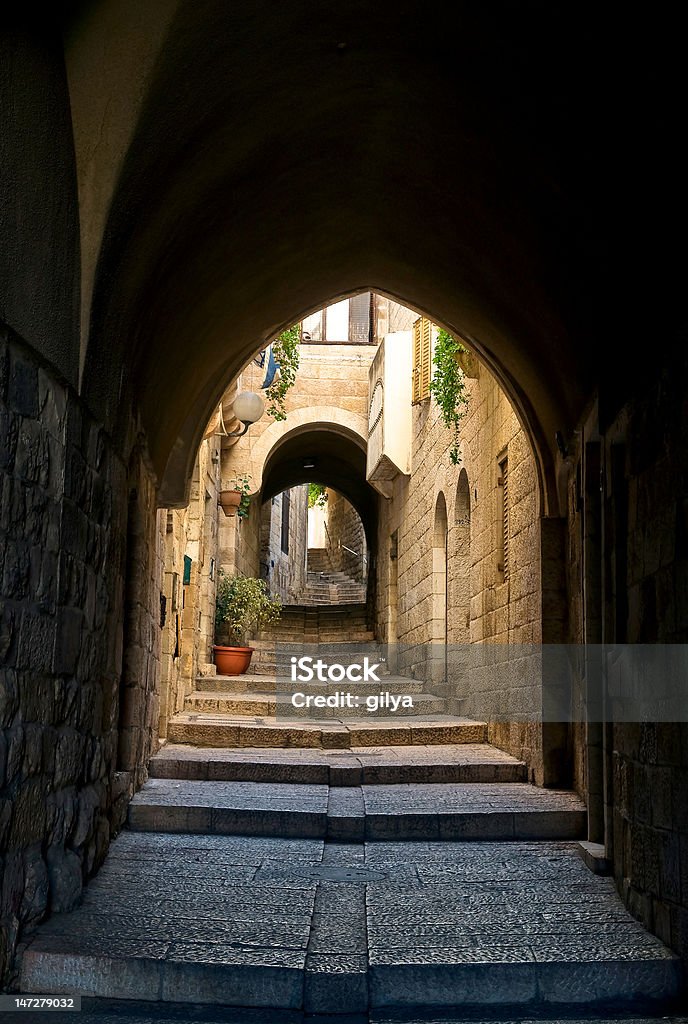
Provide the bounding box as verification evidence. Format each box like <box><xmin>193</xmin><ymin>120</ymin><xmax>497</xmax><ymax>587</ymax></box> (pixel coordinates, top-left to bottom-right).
<box><xmin>54</xmin><ymin>2</ymin><xmax>683</xmax><ymax>506</ymax></box>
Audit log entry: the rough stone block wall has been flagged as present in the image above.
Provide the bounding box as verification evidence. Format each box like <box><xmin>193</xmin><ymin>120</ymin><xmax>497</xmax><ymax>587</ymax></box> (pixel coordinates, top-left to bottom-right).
<box><xmin>158</xmin><ymin>435</ymin><xmax>221</xmax><ymax>736</ymax></box>
<box><xmin>218</xmin><ymin>490</ymin><xmax>262</xmax><ymax>588</ymax></box>
<box><xmin>0</xmin><ymin>326</ymin><xmax>132</xmax><ymax>984</ymax></box>
<box><xmin>325</xmin><ymin>489</ymin><xmax>367</xmax><ymax>582</ymax></box>
<box><xmin>605</xmin><ymin>349</ymin><xmax>688</xmax><ymax>968</ymax></box>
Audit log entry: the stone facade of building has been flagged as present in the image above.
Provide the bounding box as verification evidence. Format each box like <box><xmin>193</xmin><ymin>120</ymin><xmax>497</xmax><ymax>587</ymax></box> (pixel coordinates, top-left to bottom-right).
<box><xmin>325</xmin><ymin>489</ymin><xmax>368</xmax><ymax>583</ymax></box>
<box><xmin>259</xmin><ymin>486</ymin><xmax>309</xmax><ymax>603</ymax></box>
<box><xmin>158</xmin><ymin>437</ymin><xmax>221</xmax><ymax>737</ymax></box>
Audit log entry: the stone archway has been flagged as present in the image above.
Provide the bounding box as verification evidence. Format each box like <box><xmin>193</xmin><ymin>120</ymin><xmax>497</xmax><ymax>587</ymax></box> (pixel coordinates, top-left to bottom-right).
<box><xmin>245</xmin><ymin>407</ymin><xmax>368</xmax><ymax>496</ymax></box>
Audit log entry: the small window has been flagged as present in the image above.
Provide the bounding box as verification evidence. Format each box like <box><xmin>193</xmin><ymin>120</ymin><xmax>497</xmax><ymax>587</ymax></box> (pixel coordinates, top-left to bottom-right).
<box><xmin>349</xmin><ymin>292</ymin><xmax>372</xmax><ymax>343</ymax></box>
<box><xmin>301</xmin><ymin>310</ymin><xmax>323</xmax><ymax>343</ymax></box>
<box><xmin>301</xmin><ymin>294</ymin><xmax>374</xmax><ymax>344</ymax></box>
<box><xmin>281</xmin><ymin>491</ymin><xmax>290</xmax><ymax>554</ymax></box>
<box><xmin>325</xmin><ymin>299</ymin><xmax>350</xmax><ymax>342</ymax></box>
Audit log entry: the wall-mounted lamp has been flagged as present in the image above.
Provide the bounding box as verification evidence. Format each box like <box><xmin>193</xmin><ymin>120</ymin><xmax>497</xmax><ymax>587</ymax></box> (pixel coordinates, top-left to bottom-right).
<box><xmin>303</xmin><ymin>458</ymin><xmax>316</xmax><ymax>470</ymax></box>
<box><xmin>225</xmin><ymin>391</ymin><xmax>265</xmax><ymax>438</ymax></box>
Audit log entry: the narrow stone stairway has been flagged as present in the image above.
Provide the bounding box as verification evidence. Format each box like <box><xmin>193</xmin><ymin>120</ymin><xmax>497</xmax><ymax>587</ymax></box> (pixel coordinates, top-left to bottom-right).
<box><xmin>13</xmin><ymin>607</ymin><xmax>684</xmax><ymax>1016</ymax></box>
<box><xmin>168</xmin><ymin>603</ymin><xmax>470</xmax><ymax>746</ymax></box>
<box><xmin>302</xmin><ymin>549</ymin><xmax>367</xmax><ymax>605</ymax></box>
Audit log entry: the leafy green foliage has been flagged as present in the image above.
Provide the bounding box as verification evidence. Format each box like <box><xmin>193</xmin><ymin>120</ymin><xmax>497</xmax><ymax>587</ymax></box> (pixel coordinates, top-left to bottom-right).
<box><xmin>214</xmin><ymin>570</ymin><xmax>282</xmax><ymax>646</ymax></box>
<box><xmin>266</xmin><ymin>324</ymin><xmax>301</xmax><ymax>421</ymax></box>
<box><xmin>429</xmin><ymin>329</ymin><xmax>470</xmax><ymax>465</ymax></box>
<box><xmin>228</xmin><ymin>474</ymin><xmax>252</xmax><ymax>519</ymax></box>
<box><xmin>308</xmin><ymin>483</ymin><xmax>328</xmax><ymax>508</ymax></box>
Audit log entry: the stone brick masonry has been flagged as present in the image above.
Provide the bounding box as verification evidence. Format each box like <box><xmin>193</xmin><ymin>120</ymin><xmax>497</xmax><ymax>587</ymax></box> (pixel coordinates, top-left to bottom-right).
<box><xmin>0</xmin><ymin>325</ymin><xmax>158</xmax><ymax>985</ymax></box>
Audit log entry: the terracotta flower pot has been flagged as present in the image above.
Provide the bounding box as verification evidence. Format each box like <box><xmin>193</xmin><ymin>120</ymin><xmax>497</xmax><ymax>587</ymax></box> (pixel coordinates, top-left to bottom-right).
<box><xmin>218</xmin><ymin>490</ymin><xmax>243</xmax><ymax>516</ymax></box>
<box><xmin>213</xmin><ymin>644</ymin><xmax>254</xmax><ymax>675</ymax></box>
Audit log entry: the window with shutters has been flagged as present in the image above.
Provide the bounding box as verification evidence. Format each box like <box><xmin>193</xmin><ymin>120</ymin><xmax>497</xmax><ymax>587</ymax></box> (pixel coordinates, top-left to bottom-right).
<box><xmin>281</xmin><ymin>491</ymin><xmax>290</xmax><ymax>554</ymax></box>
<box><xmin>497</xmin><ymin>455</ymin><xmax>509</xmax><ymax>579</ymax></box>
<box><xmin>412</xmin><ymin>316</ymin><xmax>433</xmax><ymax>403</ymax></box>
<box><xmin>300</xmin><ymin>294</ymin><xmax>374</xmax><ymax>344</ymax></box>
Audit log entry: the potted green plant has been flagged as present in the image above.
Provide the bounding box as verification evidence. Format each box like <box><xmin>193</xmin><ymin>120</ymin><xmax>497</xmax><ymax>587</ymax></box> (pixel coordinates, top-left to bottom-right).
<box><xmin>219</xmin><ymin>474</ymin><xmax>252</xmax><ymax>518</ymax></box>
<box><xmin>213</xmin><ymin>570</ymin><xmax>282</xmax><ymax>674</ymax></box>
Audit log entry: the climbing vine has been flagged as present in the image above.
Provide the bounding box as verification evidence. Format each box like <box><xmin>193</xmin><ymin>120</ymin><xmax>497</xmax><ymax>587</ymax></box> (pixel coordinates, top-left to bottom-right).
<box><xmin>308</xmin><ymin>483</ymin><xmax>328</xmax><ymax>508</ymax></box>
<box><xmin>429</xmin><ymin>329</ymin><xmax>470</xmax><ymax>465</ymax></box>
<box><xmin>265</xmin><ymin>324</ymin><xmax>301</xmax><ymax>421</ymax></box>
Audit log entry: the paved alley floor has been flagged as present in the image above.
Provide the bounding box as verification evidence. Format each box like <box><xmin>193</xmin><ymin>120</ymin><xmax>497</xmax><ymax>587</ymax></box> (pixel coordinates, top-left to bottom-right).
<box><xmin>16</xmin><ymin>834</ymin><xmax>682</xmax><ymax>1015</ymax></box>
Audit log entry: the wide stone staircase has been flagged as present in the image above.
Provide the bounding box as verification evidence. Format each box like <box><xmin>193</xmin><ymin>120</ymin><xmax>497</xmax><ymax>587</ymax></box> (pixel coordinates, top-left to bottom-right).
<box><xmin>15</xmin><ymin>603</ymin><xmax>684</xmax><ymax>1018</ymax></box>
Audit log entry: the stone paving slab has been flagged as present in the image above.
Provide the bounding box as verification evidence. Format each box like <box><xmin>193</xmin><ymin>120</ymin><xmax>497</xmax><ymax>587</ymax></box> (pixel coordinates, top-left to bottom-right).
<box><xmin>17</xmin><ymin>836</ymin><xmax>682</xmax><ymax>1013</ymax></box>
<box><xmin>149</xmin><ymin>743</ymin><xmax>527</xmax><ymax>786</ymax></box>
<box><xmin>128</xmin><ymin>780</ymin><xmax>586</xmax><ymax>841</ymax></box>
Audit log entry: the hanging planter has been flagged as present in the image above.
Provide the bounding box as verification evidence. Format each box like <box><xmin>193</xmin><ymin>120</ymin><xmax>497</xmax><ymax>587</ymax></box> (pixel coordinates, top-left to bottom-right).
<box><xmin>218</xmin><ymin>490</ymin><xmax>242</xmax><ymax>516</ymax></box>
<box><xmin>218</xmin><ymin>475</ymin><xmax>252</xmax><ymax>518</ymax></box>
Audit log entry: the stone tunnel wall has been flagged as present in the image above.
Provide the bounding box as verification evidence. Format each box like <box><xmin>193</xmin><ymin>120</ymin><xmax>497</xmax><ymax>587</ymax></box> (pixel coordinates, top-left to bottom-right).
<box><xmin>259</xmin><ymin>485</ymin><xmax>308</xmax><ymax>604</ymax></box>
<box><xmin>0</xmin><ymin>325</ymin><xmax>162</xmax><ymax>985</ymax></box>
<box><xmin>583</xmin><ymin>347</ymin><xmax>688</xmax><ymax>968</ymax></box>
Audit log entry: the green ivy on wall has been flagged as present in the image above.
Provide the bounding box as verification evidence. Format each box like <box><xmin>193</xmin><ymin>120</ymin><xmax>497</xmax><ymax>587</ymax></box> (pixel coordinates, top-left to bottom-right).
<box><xmin>266</xmin><ymin>324</ymin><xmax>301</xmax><ymax>421</ymax></box>
<box><xmin>308</xmin><ymin>483</ymin><xmax>328</xmax><ymax>508</ymax></box>
<box><xmin>429</xmin><ymin>329</ymin><xmax>470</xmax><ymax>465</ymax></box>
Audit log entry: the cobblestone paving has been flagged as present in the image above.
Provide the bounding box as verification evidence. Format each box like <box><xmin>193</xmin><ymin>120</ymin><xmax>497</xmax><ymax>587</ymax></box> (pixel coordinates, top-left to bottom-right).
<box><xmin>17</xmin><ymin>835</ymin><xmax>681</xmax><ymax>1014</ymax></box>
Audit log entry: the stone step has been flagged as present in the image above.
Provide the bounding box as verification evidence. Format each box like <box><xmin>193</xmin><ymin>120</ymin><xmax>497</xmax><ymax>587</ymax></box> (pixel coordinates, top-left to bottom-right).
<box><xmin>18</xmin><ymin>834</ymin><xmax>681</xmax><ymax>1013</ymax></box>
<box><xmin>149</xmin><ymin>742</ymin><xmax>529</xmax><ymax>786</ymax></box>
<box><xmin>251</xmin><ymin>637</ymin><xmax>377</xmax><ymax>648</ymax></box>
<box><xmin>195</xmin><ymin>674</ymin><xmax>416</xmax><ymax>695</ymax></box>
<box><xmin>167</xmin><ymin>714</ymin><xmax>487</xmax><ymax>749</ymax></box>
<box><xmin>184</xmin><ymin>692</ymin><xmax>448</xmax><ymax>718</ymax></box>
<box><xmin>127</xmin><ymin>780</ymin><xmax>588</xmax><ymax>841</ymax></box>
<box><xmin>253</xmin><ymin>631</ymin><xmax>372</xmax><ymax>639</ymax></box>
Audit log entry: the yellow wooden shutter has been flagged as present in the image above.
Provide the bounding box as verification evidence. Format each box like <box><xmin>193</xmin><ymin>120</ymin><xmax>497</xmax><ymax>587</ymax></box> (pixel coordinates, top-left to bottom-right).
<box><xmin>412</xmin><ymin>317</ymin><xmax>433</xmax><ymax>403</ymax></box>
<box><xmin>412</xmin><ymin>318</ymin><xmax>421</xmax><ymax>403</ymax></box>
<box><xmin>420</xmin><ymin>317</ymin><xmax>432</xmax><ymax>399</ymax></box>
